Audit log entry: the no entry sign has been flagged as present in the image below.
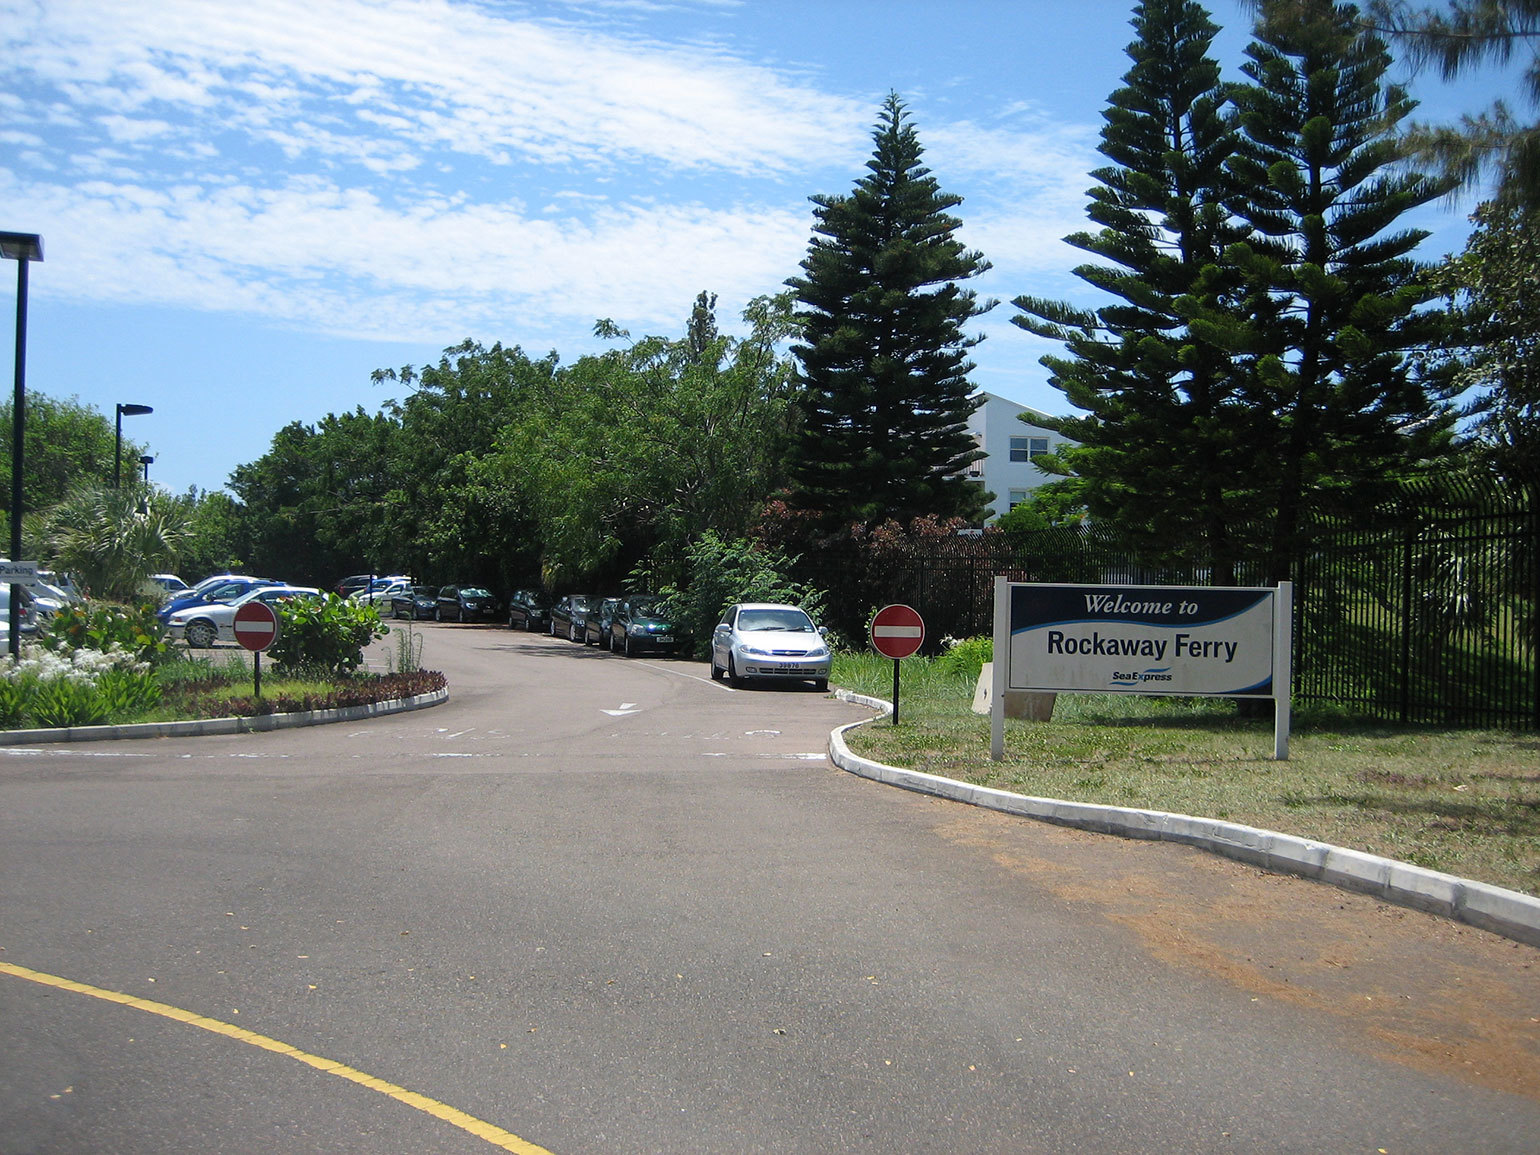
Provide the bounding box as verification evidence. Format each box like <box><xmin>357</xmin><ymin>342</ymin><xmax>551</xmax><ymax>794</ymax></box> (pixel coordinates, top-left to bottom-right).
<box><xmin>232</xmin><ymin>600</ymin><xmax>280</xmax><ymax>653</ymax></box>
<box><xmin>870</xmin><ymin>603</ymin><xmax>925</xmax><ymax>660</ymax></box>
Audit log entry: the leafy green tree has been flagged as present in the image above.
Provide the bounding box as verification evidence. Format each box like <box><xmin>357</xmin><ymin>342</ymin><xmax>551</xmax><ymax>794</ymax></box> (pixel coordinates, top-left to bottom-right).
<box><xmin>40</xmin><ymin>483</ymin><xmax>190</xmax><ymax>600</ymax></box>
<box><xmin>1434</xmin><ymin>199</ymin><xmax>1540</xmax><ymax>485</ymax></box>
<box><xmin>0</xmin><ymin>393</ymin><xmax>145</xmax><ymax>515</ymax></box>
<box><xmin>1230</xmin><ymin>0</ymin><xmax>1460</xmax><ymax>581</ymax></box>
<box><xmin>786</xmin><ymin>92</ymin><xmax>992</xmax><ymax>531</ymax></box>
<box><xmin>171</xmin><ymin>488</ymin><xmax>246</xmax><ymax>581</ymax></box>
<box><xmin>375</xmin><ymin>341</ymin><xmax>554</xmax><ymax>587</ymax></box>
<box><xmin>497</xmin><ymin>294</ymin><xmax>798</xmax><ymax>585</ymax></box>
<box><xmin>1013</xmin><ymin>0</ymin><xmax>1257</xmax><ymax>580</ymax></box>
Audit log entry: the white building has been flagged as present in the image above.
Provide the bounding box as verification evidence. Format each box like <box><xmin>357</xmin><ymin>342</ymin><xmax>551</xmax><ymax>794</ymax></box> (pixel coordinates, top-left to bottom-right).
<box><xmin>965</xmin><ymin>392</ymin><xmax>1071</xmax><ymax>523</ymax></box>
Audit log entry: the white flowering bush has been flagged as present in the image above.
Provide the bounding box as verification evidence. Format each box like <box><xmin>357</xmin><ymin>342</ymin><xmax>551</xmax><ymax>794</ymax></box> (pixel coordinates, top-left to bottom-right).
<box><xmin>1</xmin><ymin>642</ymin><xmax>161</xmax><ymax>728</ymax></box>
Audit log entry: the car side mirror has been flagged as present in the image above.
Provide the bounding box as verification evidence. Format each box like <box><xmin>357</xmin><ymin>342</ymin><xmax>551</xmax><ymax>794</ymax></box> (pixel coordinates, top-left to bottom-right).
<box><xmin>818</xmin><ymin>626</ymin><xmax>828</xmax><ymax>636</ymax></box>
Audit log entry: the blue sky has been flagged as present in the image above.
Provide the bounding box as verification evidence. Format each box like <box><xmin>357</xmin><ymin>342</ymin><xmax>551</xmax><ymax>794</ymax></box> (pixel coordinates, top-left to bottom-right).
<box><xmin>0</xmin><ymin>0</ymin><xmax>1519</xmax><ymax>496</ymax></box>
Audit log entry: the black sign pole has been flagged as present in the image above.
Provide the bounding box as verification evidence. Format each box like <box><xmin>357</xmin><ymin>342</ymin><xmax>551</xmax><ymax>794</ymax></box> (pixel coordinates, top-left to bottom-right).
<box><xmin>892</xmin><ymin>658</ymin><xmax>900</xmax><ymax>726</ymax></box>
<box><xmin>254</xmin><ymin>650</ymin><xmax>262</xmax><ymax>699</ymax></box>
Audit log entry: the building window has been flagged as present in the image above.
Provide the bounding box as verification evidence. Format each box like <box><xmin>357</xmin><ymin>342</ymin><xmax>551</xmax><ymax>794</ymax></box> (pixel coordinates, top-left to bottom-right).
<box><xmin>1011</xmin><ymin>435</ymin><xmax>1051</xmax><ymax>462</ymax></box>
<box><xmin>1008</xmin><ymin>489</ymin><xmax>1029</xmax><ymax>509</ymax></box>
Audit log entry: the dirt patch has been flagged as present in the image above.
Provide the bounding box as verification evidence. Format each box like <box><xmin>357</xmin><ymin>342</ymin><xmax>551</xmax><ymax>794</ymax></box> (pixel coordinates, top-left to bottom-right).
<box><xmin>930</xmin><ymin>806</ymin><xmax>1540</xmax><ymax>1101</ymax></box>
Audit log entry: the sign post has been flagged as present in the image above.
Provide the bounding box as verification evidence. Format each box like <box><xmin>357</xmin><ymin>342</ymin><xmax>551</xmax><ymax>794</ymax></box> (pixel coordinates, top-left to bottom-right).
<box><xmin>232</xmin><ymin>600</ymin><xmax>280</xmax><ymax>698</ymax></box>
<box><xmin>870</xmin><ymin>603</ymin><xmax>925</xmax><ymax>725</ymax></box>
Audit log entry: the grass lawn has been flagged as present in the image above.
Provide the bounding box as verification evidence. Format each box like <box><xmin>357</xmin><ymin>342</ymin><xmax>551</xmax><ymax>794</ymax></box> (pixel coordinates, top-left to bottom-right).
<box><xmin>832</xmin><ymin>652</ymin><xmax>1540</xmax><ymax>899</ymax></box>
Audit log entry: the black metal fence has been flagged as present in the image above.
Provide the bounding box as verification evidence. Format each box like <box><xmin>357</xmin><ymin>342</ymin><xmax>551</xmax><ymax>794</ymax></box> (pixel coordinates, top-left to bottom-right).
<box><xmin>802</xmin><ymin>479</ymin><xmax>1537</xmax><ymax>730</ymax></box>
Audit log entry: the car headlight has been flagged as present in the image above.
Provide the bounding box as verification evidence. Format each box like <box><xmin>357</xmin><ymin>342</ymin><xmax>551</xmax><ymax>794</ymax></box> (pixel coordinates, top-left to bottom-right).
<box><xmin>741</xmin><ymin>645</ymin><xmax>771</xmax><ymax>657</ymax></box>
<box><xmin>806</xmin><ymin>645</ymin><xmax>829</xmax><ymax>658</ymax></box>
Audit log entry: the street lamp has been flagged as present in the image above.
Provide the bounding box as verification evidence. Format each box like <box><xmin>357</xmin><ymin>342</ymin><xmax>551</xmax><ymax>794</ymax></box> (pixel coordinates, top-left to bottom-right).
<box><xmin>139</xmin><ymin>454</ymin><xmax>154</xmax><ymax>483</ymax></box>
<box><xmin>114</xmin><ymin>402</ymin><xmax>153</xmax><ymax>488</ymax></box>
<box><xmin>1</xmin><ymin>231</ymin><xmax>43</xmax><ymax>659</ymax></box>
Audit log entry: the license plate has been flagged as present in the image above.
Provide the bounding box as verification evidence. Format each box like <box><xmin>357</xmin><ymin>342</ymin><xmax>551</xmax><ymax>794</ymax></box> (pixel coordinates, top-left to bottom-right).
<box><xmin>655</xmin><ymin>635</ymin><xmax>673</xmax><ymax>643</ymax></box>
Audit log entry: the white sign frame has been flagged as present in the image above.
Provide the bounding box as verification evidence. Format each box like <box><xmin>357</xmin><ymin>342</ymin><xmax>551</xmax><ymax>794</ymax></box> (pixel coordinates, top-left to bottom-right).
<box><xmin>991</xmin><ymin>579</ymin><xmax>1293</xmax><ymax>761</ymax></box>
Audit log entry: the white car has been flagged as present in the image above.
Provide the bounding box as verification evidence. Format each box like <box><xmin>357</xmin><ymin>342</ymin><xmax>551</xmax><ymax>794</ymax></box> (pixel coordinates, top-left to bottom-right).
<box><xmin>169</xmin><ymin>585</ymin><xmax>321</xmax><ymax>648</ymax></box>
<box><xmin>710</xmin><ymin>602</ymin><xmax>831</xmax><ymax>691</ymax></box>
<box><xmin>351</xmin><ymin>576</ymin><xmax>412</xmax><ymax>606</ymax></box>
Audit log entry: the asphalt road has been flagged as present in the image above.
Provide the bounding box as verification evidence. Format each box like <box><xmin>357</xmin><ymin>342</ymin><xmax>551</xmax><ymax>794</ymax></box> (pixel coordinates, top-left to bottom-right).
<box><xmin>1</xmin><ymin>622</ymin><xmax>1536</xmax><ymax>1154</ymax></box>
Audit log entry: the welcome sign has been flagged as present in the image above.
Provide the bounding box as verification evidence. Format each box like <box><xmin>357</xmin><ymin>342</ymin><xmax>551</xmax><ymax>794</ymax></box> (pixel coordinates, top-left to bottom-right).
<box><xmin>1007</xmin><ymin>584</ymin><xmax>1279</xmax><ymax>697</ymax></box>
<box><xmin>990</xmin><ymin>579</ymin><xmax>1294</xmax><ymax>760</ymax></box>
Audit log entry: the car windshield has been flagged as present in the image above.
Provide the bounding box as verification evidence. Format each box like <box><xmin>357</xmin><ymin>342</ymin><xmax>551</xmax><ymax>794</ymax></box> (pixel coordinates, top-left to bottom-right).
<box><xmin>570</xmin><ymin>595</ymin><xmax>598</xmax><ymax>610</ymax></box>
<box><xmin>461</xmin><ymin>588</ymin><xmax>491</xmax><ymax>598</ymax></box>
<box><xmin>412</xmin><ymin>586</ymin><xmax>434</xmax><ymax>597</ymax></box>
<box><xmin>738</xmin><ymin>608</ymin><xmax>815</xmax><ymax>633</ymax></box>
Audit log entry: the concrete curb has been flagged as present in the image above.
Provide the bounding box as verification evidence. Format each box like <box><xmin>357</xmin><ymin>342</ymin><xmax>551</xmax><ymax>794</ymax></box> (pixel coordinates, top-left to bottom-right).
<box><xmin>0</xmin><ymin>688</ymin><xmax>449</xmax><ymax>746</ymax></box>
<box><xmin>829</xmin><ymin>689</ymin><xmax>1540</xmax><ymax>949</ymax></box>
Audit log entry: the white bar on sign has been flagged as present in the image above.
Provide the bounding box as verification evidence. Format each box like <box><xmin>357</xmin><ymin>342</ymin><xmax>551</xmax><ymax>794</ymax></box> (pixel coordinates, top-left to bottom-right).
<box><xmin>873</xmin><ymin>625</ymin><xmax>922</xmax><ymax>638</ymax></box>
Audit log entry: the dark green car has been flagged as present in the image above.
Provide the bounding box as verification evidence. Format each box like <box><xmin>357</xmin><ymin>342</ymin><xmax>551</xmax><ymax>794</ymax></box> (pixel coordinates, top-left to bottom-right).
<box><xmin>609</xmin><ymin>595</ymin><xmax>685</xmax><ymax>657</ymax></box>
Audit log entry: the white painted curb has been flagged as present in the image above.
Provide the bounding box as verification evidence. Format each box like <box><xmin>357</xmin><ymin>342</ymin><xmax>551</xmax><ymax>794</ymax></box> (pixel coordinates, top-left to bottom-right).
<box><xmin>829</xmin><ymin>689</ymin><xmax>1540</xmax><ymax>949</ymax></box>
<box><xmin>0</xmin><ymin>688</ymin><xmax>448</xmax><ymax>745</ymax></box>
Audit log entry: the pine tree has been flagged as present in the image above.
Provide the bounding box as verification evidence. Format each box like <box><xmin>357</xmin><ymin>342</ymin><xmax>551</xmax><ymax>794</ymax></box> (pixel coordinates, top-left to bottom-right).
<box><xmin>1230</xmin><ymin>0</ymin><xmax>1459</xmax><ymax>582</ymax></box>
<box><xmin>1013</xmin><ymin>0</ymin><xmax>1256</xmax><ymax>580</ymax></box>
<box><xmin>786</xmin><ymin>93</ymin><xmax>992</xmax><ymax>530</ymax></box>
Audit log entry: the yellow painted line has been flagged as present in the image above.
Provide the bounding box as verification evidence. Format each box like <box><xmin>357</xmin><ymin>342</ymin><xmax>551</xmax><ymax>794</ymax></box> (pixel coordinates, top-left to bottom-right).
<box><xmin>0</xmin><ymin>961</ymin><xmax>555</xmax><ymax>1155</ymax></box>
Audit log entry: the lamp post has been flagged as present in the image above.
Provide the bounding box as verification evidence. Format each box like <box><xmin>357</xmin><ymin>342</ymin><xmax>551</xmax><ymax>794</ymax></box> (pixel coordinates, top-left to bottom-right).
<box><xmin>2</xmin><ymin>231</ymin><xmax>42</xmax><ymax>660</ymax></box>
<box><xmin>114</xmin><ymin>402</ymin><xmax>153</xmax><ymax>488</ymax></box>
<box><xmin>139</xmin><ymin>454</ymin><xmax>154</xmax><ymax>483</ymax></box>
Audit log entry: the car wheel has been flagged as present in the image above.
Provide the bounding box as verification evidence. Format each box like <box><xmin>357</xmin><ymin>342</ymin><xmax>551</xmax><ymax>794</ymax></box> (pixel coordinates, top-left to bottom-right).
<box><xmin>185</xmin><ymin>619</ymin><xmax>216</xmax><ymax>649</ymax></box>
<box><xmin>434</xmin><ymin>607</ymin><xmax>442</xmax><ymax>622</ymax></box>
<box><xmin>710</xmin><ymin>649</ymin><xmax>724</xmax><ymax>680</ymax></box>
<box><xmin>813</xmin><ymin>678</ymin><xmax>829</xmax><ymax>693</ymax></box>
<box><xmin>727</xmin><ymin>654</ymin><xmax>744</xmax><ymax>689</ymax></box>
<box><xmin>623</xmin><ymin>634</ymin><xmax>634</xmax><ymax>658</ymax></box>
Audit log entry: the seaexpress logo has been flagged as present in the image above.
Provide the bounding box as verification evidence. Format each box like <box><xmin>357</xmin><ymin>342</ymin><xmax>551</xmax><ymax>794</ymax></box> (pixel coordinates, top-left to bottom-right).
<box><xmin>1110</xmin><ymin>667</ymin><xmax>1174</xmax><ymax>686</ymax></box>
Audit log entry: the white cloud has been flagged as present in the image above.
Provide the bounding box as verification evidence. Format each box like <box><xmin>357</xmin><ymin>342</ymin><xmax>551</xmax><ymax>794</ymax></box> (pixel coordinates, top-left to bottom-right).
<box><xmin>3</xmin><ymin>0</ymin><xmax>868</xmax><ymax>176</ymax></box>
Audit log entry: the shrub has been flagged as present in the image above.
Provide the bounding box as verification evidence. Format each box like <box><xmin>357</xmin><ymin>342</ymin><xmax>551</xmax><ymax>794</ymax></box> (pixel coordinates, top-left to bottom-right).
<box><xmin>40</xmin><ymin>601</ymin><xmax>169</xmax><ymax>665</ymax></box>
<box><xmin>268</xmin><ymin>594</ymin><xmax>387</xmax><ymax>675</ymax></box>
<box><xmin>26</xmin><ymin>678</ymin><xmax>111</xmax><ymax>727</ymax></box>
<box><xmin>652</xmin><ymin>532</ymin><xmax>828</xmax><ymax>658</ymax></box>
<box><xmin>2</xmin><ymin>640</ymin><xmax>160</xmax><ymax>728</ymax></box>
<box><xmin>934</xmin><ymin>635</ymin><xmax>993</xmax><ymax>681</ymax></box>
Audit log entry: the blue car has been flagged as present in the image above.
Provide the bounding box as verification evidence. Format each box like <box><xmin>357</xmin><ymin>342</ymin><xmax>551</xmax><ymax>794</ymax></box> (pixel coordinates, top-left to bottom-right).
<box><xmin>157</xmin><ymin>575</ymin><xmax>277</xmax><ymax>623</ymax></box>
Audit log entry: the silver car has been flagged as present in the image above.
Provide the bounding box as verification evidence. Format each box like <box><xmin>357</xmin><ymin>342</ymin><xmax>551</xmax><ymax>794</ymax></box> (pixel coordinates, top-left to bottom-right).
<box><xmin>710</xmin><ymin>602</ymin><xmax>831</xmax><ymax>691</ymax></box>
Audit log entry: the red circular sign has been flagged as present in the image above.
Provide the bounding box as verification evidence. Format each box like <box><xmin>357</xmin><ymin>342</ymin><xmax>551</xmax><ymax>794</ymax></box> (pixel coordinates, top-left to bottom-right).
<box><xmin>232</xmin><ymin>600</ymin><xmax>280</xmax><ymax>652</ymax></box>
<box><xmin>870</xmin><ymin>603</ymin><xmax>925</xmax><ymax>660</ymax></box>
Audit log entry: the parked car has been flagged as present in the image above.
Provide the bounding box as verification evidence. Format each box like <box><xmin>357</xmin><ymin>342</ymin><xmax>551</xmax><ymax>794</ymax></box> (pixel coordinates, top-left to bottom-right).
<box><xmin>610</xmin><ymin>594</ymin><xmax>686</xmax><ymax>657</ymax></box>
<box><xmin>436</xmin><ymin>585</ymin><xmax>496</xmax><ymax>622</ymax></box>
<box><xmin>550</xmin><ymin>594</ymin><xmax>598</xmax><ymax>641</ymax></box>
<box><xmin>0</xmin><ymin>585</ymin><xmax>39</xmax><ymax>649</ymax></box>
<box><xmin>506</xmin><ymin>589</ymin><xmax>552</xmax><ymax>632</ymax></box>
<box><xmin>157</xmin><ymin>575</ymin><xmax>277</xmax><ymax>624</ymax></box>
<box><xmin>351</xmin><ymin>576</ymin><xmax>413</xmax><ymax>606</ymax></box>
<box><xmin>390</xmin><ymin>585</ymin><xmax>438</xmax><ymax>620</ymax></box>
<box><xmin>24</xmin><ymin>580</ymin><xmax>75</xmax><ymax>621</ymax></box>
<box><xmin>334</xmin><ymin>574</ymin><xmax>374</xmax><ymax>597</ymax></box>
<box><xmin>584</xmin><ymin>597</ymin><xmax>622</xmax><ymax>647</ymax></box>
<box><xmin>710</xmin><ymin>602</ymin><xmax>831</xmax><ymax>691</ymax></box>
<box><xmin>168</xmin><ymin>585</ymin><xmax>321</xmax><ymax>649</ymax></box>
<box><xmin>148</xmin><ymin>573</ymin><xmax>189</xmax><ymax>596</ymax></box>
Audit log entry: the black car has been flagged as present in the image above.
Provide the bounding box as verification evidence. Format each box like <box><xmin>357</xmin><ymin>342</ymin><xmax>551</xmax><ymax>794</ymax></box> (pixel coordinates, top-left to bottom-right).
<box><xmin>390</xmin><ymin>585</ymin><xmax>438</xmax><ymax>620</ymax></box>
<box><xmin>550</xmin><ymin>594</ymin><xmax>598</xmax><ymax>641</ymax></box>
<box><xmin>609</xmin><ymin>594</ymin><xmax>686</xmax><ymax>656</ymax></box>
<box><xmin>436</xmin><ymin>585</ymin><xmax>497</xmax><ymax>622</ymax></box>
<box><xmin>506</xmin><ymin>589</ymin><xmax>552</xmax><ymax>632</ymax></box>
<box><xmin>584</xmin><ymin>597</ymin><xmax>622</xmax><ymax>647</ymax></box>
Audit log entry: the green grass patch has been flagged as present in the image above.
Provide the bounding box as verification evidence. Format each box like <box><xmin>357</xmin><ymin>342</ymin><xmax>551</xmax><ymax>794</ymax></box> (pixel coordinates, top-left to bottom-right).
<box><xmin>832</xmin><ymin>651</ymin><xmax>1540</xmax><ymax>898</ymax></box>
